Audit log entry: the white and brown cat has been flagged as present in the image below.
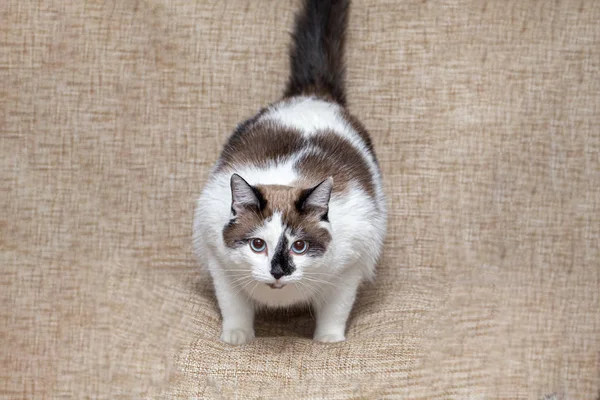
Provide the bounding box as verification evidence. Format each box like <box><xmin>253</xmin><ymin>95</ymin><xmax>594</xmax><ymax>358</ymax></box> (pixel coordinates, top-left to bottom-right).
<box><xmin>193</xmin><ymin>0</ymin><xmax>386</xmax><ymax>345</ymax></box>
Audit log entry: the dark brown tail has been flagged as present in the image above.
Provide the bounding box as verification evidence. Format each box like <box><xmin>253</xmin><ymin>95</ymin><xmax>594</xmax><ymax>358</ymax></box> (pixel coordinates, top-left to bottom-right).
<box><xmin>284</xmin><ymin>0</ymin><xmax>350</xmax><ymax>106</ymax></box>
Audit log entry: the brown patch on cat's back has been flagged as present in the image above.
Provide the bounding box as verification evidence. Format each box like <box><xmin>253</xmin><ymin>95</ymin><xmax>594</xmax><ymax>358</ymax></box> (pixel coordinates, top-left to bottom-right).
<box><xmin>217</xmin><ymin>121</ymin><xmax>305</xmax><ymax>171</ymax></box>
<box><xmin>295</xmin><ymin>131</ymin><xmax>376</xmax><ymax>198</ymax></box>
<box><xmin>339</xmin><ymin>109</ymin><xmax>378</xmax><ymax>164</ymax></box>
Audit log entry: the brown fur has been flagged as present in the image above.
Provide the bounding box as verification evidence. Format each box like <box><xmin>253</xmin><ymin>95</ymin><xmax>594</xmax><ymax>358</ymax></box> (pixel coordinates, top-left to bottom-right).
<box><xmin>222</xmin><ymin>185</ymin><xmax>332</xmax><ymax>255</ymax></box>
<box><xmin>296</xmin><ymin>131</ymin><xmax>376</xmax><ymax>198</ymax></box>
<box><xmin>217</xmin><ymin>123</ymin><xmax>305</xmax><ymax>172</ymax></box>
<box><xmin>222</xmin><ymin>208</ymin><xmax>266</xmax><ymax>249</ymax></box>
<box><xmin>218</xmin><ymin>118</ymin><xmax>376</xmax><ymax>198</ymax></box>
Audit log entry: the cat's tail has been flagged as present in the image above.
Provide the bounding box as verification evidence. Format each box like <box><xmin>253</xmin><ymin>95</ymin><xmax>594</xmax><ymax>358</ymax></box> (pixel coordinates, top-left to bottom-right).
<box><xmin>284</xmin><ymin>0</ymin><xmax>349</xmax><ymax>106</ymax></box>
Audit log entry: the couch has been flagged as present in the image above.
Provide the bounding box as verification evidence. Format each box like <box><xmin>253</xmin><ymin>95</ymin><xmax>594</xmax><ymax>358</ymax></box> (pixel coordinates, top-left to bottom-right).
<box><xmin>2</xmin><ymin>0</ymin><xmax>599</xmax><ymax>398</ymax></box>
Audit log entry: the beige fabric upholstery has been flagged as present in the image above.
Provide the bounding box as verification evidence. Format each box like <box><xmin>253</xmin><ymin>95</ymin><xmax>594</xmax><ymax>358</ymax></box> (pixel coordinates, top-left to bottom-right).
<box><xmin>2</xmin><ymin>0</ymin><xmax>599</xmax><ymax>398</ymax></box>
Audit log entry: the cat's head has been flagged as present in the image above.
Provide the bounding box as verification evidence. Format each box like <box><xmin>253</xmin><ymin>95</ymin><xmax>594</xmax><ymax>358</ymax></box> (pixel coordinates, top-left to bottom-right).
<box><xmin>222</xmin><ymin>174</ymin><xmax>333</xmax><ymax>289</ymax></box>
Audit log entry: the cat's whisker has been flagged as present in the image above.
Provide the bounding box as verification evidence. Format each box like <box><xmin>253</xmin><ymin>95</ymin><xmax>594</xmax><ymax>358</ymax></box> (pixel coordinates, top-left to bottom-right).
<box><xmin>231</xmin><ymin>279</ymin><xmax>255</xmax><ymax>296</ymax></box>
<box><xmin>223</xmin><ymin>271</ymin><xmax>250</xmax><ymax>278</ymax></box>
<box><xmin>303</xmin><ymin>273</ymin><xmax>362</xmax><ymax>287</ymax></box>
<box><xmin>227</xmin><ymin>275</ymin><xmax>253</xmax><ymax>284</ymax></box>
<box><xmin>304</xmin><ymin>271</ymin><xmax>360</xmax><ymax>278</ymax></box>
<box><xmin>302</xmin><ymin>277</ymin><xmax>357</xmax><ymax>289</ymax></box>
<box><xmin>229</xmin><ymin>280</ymin><xmax>252</xmax><ymax>291</ymax></box>
<box><xmin>296</xmin><ymin>281</ymin><xmax>319</xmax><ymax>310</ymax></box>
<box><xmin>301</xmin><ymin>276</ymin><xmax>337</xmax><ymax>286</ymax></box>
<box><xmin>295</xmin><ymin>281</ymin><xmax>310</xmax><ymax>299</ymax></box>
<box><xmin>223</xmin><ymin>270</ymin><xmax>254</xmax><ymax>274</ymax></box>
<box><xmin>248</xmin><ymin>281</ymin><xmax>260</xmax><ymax>299</ymax></box>
<box><xmin>300</xmin><ymin>280</ymin><xmax>329</xmax><ymax>307</ymax></box>
<box><xmin>224</xmin><ymin>273</ymin><xmax>250</xmax><ymax>280</ymax></box>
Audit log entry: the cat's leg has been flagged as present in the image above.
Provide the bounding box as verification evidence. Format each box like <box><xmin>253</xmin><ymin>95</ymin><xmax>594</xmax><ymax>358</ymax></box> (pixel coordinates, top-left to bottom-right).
<box><xmin>210</xmin><ymin>261</ymin><xmax>255</xmax><ymax>345</ymax></box>
<box><xmin>312</xmin><ymin>272</ymin><xmax>362</xmax><ymax>343</ymax></box>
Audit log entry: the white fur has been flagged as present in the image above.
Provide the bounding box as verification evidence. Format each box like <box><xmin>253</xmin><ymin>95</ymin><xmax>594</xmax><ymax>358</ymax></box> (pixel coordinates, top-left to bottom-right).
<box><xmin>193</xmin><ymin>97</ymin><xmax>387</xmax><ymax>345</ymax></box>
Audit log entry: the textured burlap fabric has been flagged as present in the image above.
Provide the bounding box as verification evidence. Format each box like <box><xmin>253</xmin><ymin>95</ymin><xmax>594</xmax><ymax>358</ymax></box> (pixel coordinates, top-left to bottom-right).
<box><xmin>2</xmin><ymin>0</ymin><xmax>599</xmax><ymax>398</ymax></box>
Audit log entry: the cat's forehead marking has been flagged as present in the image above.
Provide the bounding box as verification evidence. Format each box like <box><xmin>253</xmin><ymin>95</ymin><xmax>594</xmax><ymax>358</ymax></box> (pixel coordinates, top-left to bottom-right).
<box><xmin>257</xmin><ymin>184</ymin><xmax>332</xmax><ymax>256</ymax></box>
<box><xmin>255</xmin><ymin>184</ymin><xmax>302</xmax><ymax>216</ymax></box>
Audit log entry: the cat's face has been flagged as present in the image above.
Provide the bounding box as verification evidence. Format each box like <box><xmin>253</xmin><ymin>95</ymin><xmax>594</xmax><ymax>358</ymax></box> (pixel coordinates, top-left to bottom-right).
<box><xmin>222</xmin><ymin>174</ymin><xmax>333</xmax><ymax>289</ymax></box>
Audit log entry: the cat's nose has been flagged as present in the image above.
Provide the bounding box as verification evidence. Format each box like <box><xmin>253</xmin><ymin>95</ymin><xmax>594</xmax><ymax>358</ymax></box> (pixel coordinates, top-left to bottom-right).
<box><xmin>271</xmin><ymin>271</ymin><xmax>284</xmax><ymax>280</ymax></box>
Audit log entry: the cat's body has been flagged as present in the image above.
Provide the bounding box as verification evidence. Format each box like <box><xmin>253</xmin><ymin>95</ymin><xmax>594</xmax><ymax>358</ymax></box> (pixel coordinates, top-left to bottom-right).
<box><xmin>193</xmin><ymin>0</ymin><xmax>386</xmax><ymax>345</ymax></box>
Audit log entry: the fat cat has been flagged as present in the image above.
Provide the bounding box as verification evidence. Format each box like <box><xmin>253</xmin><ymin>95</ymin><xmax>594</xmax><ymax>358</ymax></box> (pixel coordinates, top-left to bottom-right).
<box><xmin>193</xmin><ymin>0</ymin><xmax>386</xmax><ymax>345</ymax></box>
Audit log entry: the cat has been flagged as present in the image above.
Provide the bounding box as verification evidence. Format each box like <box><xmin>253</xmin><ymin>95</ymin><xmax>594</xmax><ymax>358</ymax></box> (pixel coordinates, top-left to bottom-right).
<box><xmin>193</xmin><ymin>0</ymin><xmax>386</xmax><ymax>345</ymax></box>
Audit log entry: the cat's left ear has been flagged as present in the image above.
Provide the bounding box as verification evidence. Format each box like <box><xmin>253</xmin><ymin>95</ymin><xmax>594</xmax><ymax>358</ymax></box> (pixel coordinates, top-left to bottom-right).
<box><xmin>230</xmin><ymin>174</ymin><xmax>266</xmax><ymax>214</ymax></box>
<box><xmin>296</xmin><ymin>177</ymin><xmax>333</xmax><ymax>220</ymax></box>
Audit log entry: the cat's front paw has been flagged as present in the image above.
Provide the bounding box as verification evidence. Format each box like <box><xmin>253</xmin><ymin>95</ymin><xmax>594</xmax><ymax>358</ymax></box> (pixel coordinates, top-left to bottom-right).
<box><xmin>220</xmin><ymin>328</ymin><xmax>255</xmax><ymax>345</ymax></box>
<box><xmin>313</xmin><ymin>332</ymin><xmax>345</xmax><ymax>343</ymax></box>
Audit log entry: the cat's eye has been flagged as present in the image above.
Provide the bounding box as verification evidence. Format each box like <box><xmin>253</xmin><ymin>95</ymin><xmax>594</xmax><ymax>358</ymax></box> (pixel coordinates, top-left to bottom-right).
<box><xmin>250</xmin><ymin>238</ymin><xmax>267</xmax><ymax>253</ymax></box>
<box><xmin>291</xmin><ymin>240</ymin><xmax>308</xmax><ymax>255</ymax></box>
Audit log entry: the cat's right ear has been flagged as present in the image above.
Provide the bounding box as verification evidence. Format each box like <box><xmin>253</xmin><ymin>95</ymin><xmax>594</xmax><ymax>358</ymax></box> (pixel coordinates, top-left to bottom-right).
<box><xmin>230</xmin><ymin>174</ymin><xmax>265</xmax><ymax>215</ymax></box>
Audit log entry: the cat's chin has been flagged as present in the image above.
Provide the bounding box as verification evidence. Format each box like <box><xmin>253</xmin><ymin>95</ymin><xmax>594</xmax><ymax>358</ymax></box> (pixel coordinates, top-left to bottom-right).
<box><xmin>268</xmin><ymin>282</ymin><xmax>286</xmax><ymax>289</ymax></box>
<box><xmin>247</xmin><ymin>282</ymin><xmax>308</xmax><ymax>307</ymax></box>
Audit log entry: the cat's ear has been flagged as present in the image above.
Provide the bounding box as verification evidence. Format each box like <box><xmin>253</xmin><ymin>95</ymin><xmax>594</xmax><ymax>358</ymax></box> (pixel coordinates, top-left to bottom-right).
<box><xmin>296</xmin><ymin>177</ymin><xmax>333</xmax><ymax>220</ymax></box>
<box><xmin>230</xmin><ymin>174</ymin><xmax>265</xmax><ymax>214</ymax></box>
